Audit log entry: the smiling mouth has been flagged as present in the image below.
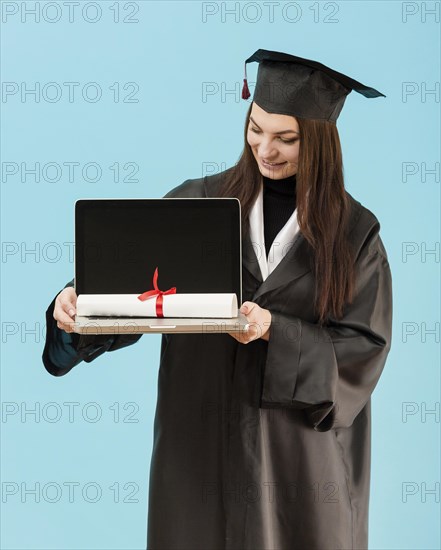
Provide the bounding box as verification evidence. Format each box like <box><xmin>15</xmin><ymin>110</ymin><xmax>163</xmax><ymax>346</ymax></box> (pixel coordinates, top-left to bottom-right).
<box><xmin>261</xmin><ymin>160</ymin><xmax>286</xmax><ymax>166</ymax></box>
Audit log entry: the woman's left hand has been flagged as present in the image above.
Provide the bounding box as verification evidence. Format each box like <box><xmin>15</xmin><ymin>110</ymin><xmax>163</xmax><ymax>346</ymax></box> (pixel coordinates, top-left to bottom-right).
<box><xmin>227</xmin><ymin>301</ymin><xmax>272</xmax><ymax>344</ymax></box>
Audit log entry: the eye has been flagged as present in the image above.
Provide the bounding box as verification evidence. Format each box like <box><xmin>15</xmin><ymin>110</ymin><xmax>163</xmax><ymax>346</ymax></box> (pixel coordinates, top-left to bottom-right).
<box><xmin>279</xmin><ymin>138</ymin><xmax>298</xmax><ymax>144</ymax></box>
<box><xmin>249</xmin><ymin>126</ymin><xmax>298</xmax><ymax>145</ymax></box>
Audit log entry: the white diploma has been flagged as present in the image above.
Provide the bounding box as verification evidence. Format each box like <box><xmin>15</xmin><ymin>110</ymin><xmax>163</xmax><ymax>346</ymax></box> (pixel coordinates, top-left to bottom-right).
<box><xmin>76</xmin><ymin>293</ymin><xmax>238</xmax><ymax>318</ymax></box>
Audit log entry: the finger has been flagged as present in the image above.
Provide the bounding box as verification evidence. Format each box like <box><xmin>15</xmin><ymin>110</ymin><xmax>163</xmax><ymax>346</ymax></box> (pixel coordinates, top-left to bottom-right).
<box><xmin>54</xmin><ymin>306</ymin><xmax>75</xmax><ymax>325</ymax></box>
<box><xmin>59</xmin><ymin>296</ymin><xmax>76</xmax><ymax>318</ymax></box>
<box><xmin>227</xmin><ymin>330</ymin><xmax>249</xmax><ymax>344</ymax></box>
<box><xmin>57</xmin><ymin>320</ymin><xmax>76</xmax><ymax>333</ymax></box>
<box><xmin>60</xmin><ymin>312</ymin><xmax>76</xmax><ymax>328</ymax></box>
<box><xmin>241</xmin><ymin>306</ymin><xmax>262</xmax><ymax>326</ymax></box>
<box><xmin>244</xmin><ymin>322</ymin><xmax>261</xmax><ymax>339</ymax></box>
<box><xmin>240</xmin><ymin>301</ymin><xmax>256</xmax><ymax>315</ymax></box>
<box><xmin>232</xmin><ymin>326</ymin><xmax>258</xmax><ymax>344</ymax></box>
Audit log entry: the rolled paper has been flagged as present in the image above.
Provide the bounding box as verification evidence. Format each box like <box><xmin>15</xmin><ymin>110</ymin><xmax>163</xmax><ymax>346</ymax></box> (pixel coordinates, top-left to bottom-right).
<box><xmin>137</xmin><ymin>266</ymin><xmax>176</xmax><ymax>318</ymax></box>
<box><xmin>76</xmin><ymin>293</ymin><xmax>238</xmax><ymax>318</ymax></box>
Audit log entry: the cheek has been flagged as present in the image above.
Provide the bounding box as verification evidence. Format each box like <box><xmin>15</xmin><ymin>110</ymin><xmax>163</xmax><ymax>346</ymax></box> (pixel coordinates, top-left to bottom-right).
<box><xmin>287</xmin><ymin>144</ymin><xmax>300</xmax><ymax>163</ymax></box>
<box><xmin>247</xmin><ymin>131</ymin><xmax>259</xmax><ymax>148</ymax></box>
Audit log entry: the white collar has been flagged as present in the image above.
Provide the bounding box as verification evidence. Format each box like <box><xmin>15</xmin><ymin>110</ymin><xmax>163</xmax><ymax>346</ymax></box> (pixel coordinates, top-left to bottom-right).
<box><xmin>249</xmin><ymin>183</ymin><xmax>300</xmax><ymax>281</ymax></box>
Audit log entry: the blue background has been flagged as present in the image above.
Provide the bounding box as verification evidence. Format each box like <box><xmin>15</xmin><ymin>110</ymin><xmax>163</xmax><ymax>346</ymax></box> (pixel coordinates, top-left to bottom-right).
<box><xmin>1</xmin><ymin>1</ymin><xmax>440</xmax><ymax>548</ymax></box>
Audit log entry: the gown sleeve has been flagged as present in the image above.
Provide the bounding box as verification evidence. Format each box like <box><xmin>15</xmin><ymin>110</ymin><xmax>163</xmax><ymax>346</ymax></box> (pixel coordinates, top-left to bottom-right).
<box><xmin>42</xmin><ymin>279</ymin><xmax>142</xmax><ymax>377</ymax></box>
<box><xmin>261</xmin><ymin>222</ymin><xmax>393</xmax><ymax>432</ymax></box>
<box><xmin>41</xmin><ymin>181</ymin><xmax>197</xmax><ymax>378</ymax></box>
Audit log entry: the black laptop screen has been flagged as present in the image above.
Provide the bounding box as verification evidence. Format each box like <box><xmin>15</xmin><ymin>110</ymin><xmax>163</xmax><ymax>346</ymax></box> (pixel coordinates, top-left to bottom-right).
<box><xmin>75</xmin><ymin>199</ymin><xmax>241</xmax><ymax>301</ymax></box>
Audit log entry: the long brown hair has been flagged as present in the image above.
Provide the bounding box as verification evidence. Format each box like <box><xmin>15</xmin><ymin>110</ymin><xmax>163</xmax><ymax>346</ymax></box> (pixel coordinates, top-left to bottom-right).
<box><xmin>218</xmin><ymin>103</ymin><xmax>356</xmax><ymax>326</ymax></box>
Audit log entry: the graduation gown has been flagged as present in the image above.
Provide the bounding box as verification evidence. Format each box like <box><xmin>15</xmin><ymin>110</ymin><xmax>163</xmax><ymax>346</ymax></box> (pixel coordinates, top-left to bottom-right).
<box><xmin>42</xmin><ymin>167</ymin><xmax>393</xmax><ymax>550</ymax></box>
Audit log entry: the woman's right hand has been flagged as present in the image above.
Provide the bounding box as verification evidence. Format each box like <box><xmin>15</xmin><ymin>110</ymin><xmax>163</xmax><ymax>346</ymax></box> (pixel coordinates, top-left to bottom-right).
<box><xmin>53</xmin><ymin>287</ymin><xmax>78</xmax><ymax>333</ymax></box>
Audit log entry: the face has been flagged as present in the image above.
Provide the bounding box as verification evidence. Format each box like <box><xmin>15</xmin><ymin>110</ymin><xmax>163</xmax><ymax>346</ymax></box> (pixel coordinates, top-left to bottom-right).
<box><xmin>247</xmin><ymin>102</ymin><xmax>300</xmax><ymax>179</ymax></box>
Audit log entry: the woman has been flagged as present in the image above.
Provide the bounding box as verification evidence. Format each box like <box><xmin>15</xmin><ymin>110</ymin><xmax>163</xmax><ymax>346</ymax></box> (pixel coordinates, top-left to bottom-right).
<box><xmin>44</xmin><ymin>50</ymin><xmax>393</xmax><ymax>549</ymax></box>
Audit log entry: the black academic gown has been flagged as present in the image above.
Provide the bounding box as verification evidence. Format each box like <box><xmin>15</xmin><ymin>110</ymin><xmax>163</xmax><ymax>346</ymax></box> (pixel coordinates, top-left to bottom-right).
<box><xmin>43</xmin><ymin>167</ymin><xmax>393</xmax><ymax>550</ymax></box>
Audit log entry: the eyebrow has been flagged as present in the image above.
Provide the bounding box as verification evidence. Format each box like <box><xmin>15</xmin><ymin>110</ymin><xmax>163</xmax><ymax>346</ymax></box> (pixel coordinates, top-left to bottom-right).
<box><xmin>249</xmin><ymin>116</ymin><xmax>299</xmax><ymax>135</ymax></box>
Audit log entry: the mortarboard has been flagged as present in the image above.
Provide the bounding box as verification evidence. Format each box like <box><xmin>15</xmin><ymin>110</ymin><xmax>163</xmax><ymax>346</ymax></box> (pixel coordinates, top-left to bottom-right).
<box><xmin>241</xmin><ymin>49</ymin><xmax>385</xmax><ymax>123</ymax></box>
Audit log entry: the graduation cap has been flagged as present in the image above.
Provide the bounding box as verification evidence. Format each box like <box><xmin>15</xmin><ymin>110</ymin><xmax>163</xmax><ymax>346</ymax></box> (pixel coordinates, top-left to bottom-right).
<box><xmin>241</xmin><ymin>49</ymin><xmax>385</xmax><ymax>122</ymax></box>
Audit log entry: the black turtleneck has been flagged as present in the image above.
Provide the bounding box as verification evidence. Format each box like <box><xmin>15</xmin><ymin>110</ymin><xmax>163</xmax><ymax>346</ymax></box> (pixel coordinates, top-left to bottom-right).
<box><xmin>263</xmin><ymin>173</ymin><xmax>297</xmax><ymax>258</ymax></box>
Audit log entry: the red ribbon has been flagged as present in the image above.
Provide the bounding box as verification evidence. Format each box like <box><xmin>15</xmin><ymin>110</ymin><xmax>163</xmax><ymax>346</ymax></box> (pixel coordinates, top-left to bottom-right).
<box><xmin>137</xmin><ymin>267</ymin><xmax>176</xmax><ymax>318</ymax></box>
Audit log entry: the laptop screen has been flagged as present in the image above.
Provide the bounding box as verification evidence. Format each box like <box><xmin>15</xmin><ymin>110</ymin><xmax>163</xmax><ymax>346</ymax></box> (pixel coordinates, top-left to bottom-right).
<box><xmin>75</xmin><ymin>199</ymin><xmax>242</xmax><ymax>302</ymax></box>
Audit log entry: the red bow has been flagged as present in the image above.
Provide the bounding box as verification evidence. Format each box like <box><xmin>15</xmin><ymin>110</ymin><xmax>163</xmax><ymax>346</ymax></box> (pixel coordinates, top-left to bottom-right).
<box><xmin>137</xmin><ymin>267</ymin><xmax>176</xmax><ymax>318</ymax></box>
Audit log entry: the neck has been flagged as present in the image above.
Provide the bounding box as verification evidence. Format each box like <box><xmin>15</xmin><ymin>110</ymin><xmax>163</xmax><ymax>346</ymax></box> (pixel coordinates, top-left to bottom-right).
<box><xmin>262</xmin><ymin>173</ymin><xmax>296</xmax><ymax>196</ymax></box>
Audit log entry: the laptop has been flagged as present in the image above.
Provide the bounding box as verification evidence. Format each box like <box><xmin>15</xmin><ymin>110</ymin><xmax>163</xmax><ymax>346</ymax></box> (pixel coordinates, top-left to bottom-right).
<box><xmin>73</xmin><ymin>198</ymin><xmax>250</xmax><ymax>335</ymax></box>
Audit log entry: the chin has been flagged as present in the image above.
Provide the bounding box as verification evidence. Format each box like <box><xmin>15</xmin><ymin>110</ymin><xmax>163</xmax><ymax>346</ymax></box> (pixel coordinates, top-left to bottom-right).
<box><xmin>259</xmin><ymin>166</ymin><xmax>296</xmax><ymax>179</ymax></box>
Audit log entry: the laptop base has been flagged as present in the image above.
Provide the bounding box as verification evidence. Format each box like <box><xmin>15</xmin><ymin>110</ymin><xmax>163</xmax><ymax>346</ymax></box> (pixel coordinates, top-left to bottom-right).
<box><xmin>73</xmin><ymin>314</ymin><xmax>250</xmax><ymax>335</ymax></box>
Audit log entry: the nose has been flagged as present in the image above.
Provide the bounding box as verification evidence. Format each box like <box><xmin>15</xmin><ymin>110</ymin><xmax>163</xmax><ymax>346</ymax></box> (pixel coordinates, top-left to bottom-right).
<box><xmin>257</xmin><ymin>137</ymin><xmax>278</xmax><ymax>160</ymax></box>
